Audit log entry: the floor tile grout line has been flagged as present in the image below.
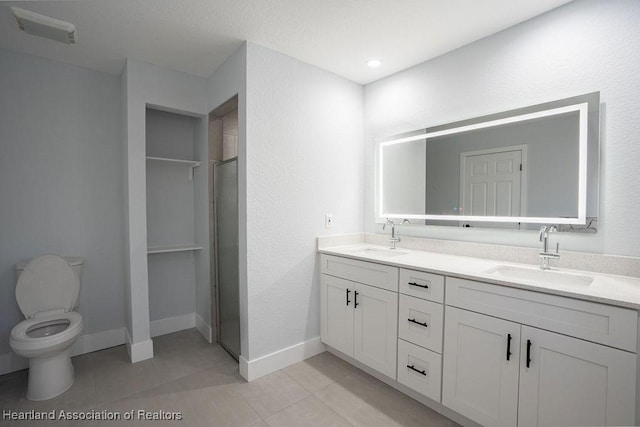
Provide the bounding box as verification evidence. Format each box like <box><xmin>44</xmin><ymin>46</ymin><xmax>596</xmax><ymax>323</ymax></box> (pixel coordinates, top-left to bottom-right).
<box><xmin>273</xmin><ymin>368</ymin><xmax>357</xmax><ymax>426</ymax></box>
<box><xmin>234</xmin><ymin>386</ymin><xmax>271</xmax><ymax>425</ymax></box>
<box><xmin>279</xmin><ymin>366</ymin><xmax>327</xmax><ymax>394</ymax></box>
<box><xmin>94</xmin><ymin>346</ymin><xmax>222</xmax><ymax>407</ymax></box>
<box><xmin>88</xmin><ymin>350</ymin><xmax>98</xmax><ymax>412</ymax></box>
<box><xmin>240</xmin><ymin>369</ymin><xmax>313</xmax><ymax>422</ymax></box>
<box><xmin>311</xmin><ymin>394</ymin><xmax>357</xmax><ymax>427</ymax></box>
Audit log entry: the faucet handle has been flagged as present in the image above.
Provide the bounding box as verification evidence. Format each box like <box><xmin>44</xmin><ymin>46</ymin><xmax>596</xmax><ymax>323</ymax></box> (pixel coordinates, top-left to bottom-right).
<box><xmin>538</xmin><ymin>225</ymin><xmax>547</xmax><ymax>241</ymax></box>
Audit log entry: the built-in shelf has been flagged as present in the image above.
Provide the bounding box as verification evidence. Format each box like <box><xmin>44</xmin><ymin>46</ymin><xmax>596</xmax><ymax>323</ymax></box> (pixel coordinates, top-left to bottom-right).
<box><xmin>147</xmin><ymin>244</ymin><xmax>203</xmax><ymax>254</ymax></box>
<box><xmin>146</xmin><ymin>156</ymin><xmax>201</xmax><ymax>180</ymax></box>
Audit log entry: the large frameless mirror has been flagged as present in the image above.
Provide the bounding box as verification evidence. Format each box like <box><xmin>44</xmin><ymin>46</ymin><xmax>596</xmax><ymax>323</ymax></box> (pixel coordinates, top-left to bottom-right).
<box><xmin>376</xmin><ymin>92</ymin><xmax>600</xmax><ymax>231</ymax></box>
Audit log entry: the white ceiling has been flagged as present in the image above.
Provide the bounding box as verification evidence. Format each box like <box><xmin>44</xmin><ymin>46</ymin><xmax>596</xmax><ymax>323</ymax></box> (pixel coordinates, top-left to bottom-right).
<box><xmin>0</xmin><ymin>0</ymin><xmax>573</xmax><ymax>85</ymax></box>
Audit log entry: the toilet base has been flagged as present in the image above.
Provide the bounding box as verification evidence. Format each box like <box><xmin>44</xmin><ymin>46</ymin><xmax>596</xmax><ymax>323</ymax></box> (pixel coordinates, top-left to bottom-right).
<box><xmin>26</xmin><ymin>349</ymin><xmax>74</xmax><ymax>401</ymax></box>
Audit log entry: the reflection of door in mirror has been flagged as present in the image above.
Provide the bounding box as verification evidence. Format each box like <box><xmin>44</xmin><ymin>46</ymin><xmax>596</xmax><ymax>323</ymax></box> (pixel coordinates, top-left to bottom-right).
<box><xmin>460</xmin><ymin>146</ymin><xmax>526</xmax><ymax>229</ymax></box>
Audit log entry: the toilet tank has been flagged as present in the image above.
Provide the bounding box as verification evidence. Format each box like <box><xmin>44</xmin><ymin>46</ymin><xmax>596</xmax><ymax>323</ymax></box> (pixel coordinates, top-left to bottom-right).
<box><xmin>16</xmin><ymin>256</ymin><xmax>84</xmax><ymax>281</ymax></box>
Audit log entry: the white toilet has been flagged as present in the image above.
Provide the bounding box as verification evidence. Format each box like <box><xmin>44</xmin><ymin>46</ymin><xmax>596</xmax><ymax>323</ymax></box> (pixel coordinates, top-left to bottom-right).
<box><xmin>9</xmin><ymin>254</ymin><xmax>84</xmax><ymax>401</ymax></box>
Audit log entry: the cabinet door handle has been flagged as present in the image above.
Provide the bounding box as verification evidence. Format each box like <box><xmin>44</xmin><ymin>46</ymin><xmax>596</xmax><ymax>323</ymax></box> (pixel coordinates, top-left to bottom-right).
<box><xmin>346</xmin><ymin>289</ymin><xmax>351</xmax><ymax>306</ymax></box>
<box><xmin>408</xmin><ymin>318</ymin><xmax>428</xmax><ymax>328</ymax></box>
<box><xmin>406</xmin><ymin>365</ymin><xmax>427</xmax><ymax>376</ymax></box>
<box><xmin>526</xmin><ymin>339</ymin><xmax>532</xmax><ymax>368</ymax></box>
<box><xmin>506</xmin><ymin>334</ymin><xmax>512</xmax><ymax>361</ymax></box>
<box><xmin>408</xmin><ymin>281</ymin><xmax>429</xmax><ymax>289</ymax></box>
<box><xmin>354</xmin><ymin>291</ymin><xmax>359</xmax><ymax>308</ymax></box>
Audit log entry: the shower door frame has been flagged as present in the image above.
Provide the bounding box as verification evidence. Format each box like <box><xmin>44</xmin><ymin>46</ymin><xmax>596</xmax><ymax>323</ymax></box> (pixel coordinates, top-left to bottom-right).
<box><xmin>212</xmin><ymin>157</ymin><xmax>240</xmax><ymax>360</ymax></box>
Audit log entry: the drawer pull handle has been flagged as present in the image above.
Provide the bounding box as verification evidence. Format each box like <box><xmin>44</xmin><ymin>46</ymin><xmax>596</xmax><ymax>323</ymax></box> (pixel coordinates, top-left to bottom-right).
<box><xmin>408</xmin><ymin>318</ymin><xmax>428</xmax><ymax>328</ymax></box>
<box><xmin>526</xmin><ymin>339</ymin><xmax>532</xmax><ymax>368</ymax></box>
<box><xmin>354</xmin><ymin>291</ymin><xmax>359</xmax><ymax>308</ymax></box>
<box><xmin>346</xmin><ymin>289</ymin><xmax>351</xmax><ymax>306</ymax></box>
<box><xmin>506</xmin><ymin>333</ymin><xmax>512</xmax><ymax>361</ymax></box>
<box><xmin>406</xmin><ymin>365</ymin><xmax>427</xmax><ymax>376</ymax></box>
<box><xmin>408</xmin><ymin>281</ymin><xmax>429</xmax><ymax>289</ymax></box>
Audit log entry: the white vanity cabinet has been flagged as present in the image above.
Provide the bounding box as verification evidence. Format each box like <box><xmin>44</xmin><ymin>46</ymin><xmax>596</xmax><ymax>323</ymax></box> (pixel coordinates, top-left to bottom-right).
<box><xmin>443</xmin><ymin>277</ymin><xmax>638</xmax><ymax>427</ymax></box>
<box><xmin>319</xmin><ymin>249</ymin><xmax>639</xmax><ymax>427</ymax></box>
<box><xmin>320</xmin><ymin>255</ymin><xmax>399</xmax><ymax>379</ymax></box>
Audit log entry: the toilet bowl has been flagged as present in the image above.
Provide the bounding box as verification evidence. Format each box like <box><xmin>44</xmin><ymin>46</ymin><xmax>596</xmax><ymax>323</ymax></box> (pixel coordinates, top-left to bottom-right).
<box><xmin>9</xmin><ymin>254</ymin><xmax>84</xmax><ymax>401</ymax></box>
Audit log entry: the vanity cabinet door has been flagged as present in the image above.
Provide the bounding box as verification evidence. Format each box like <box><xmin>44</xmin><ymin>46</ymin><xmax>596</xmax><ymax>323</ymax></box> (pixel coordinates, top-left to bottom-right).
<box><xmin>320</xmin><ymin>274</ymin><xmax>354</xmax><ymax>357</ymax></box>
<box><xmin>353</xmin><ymin>282</ymin><xmax>398</xmax><ymax>379</ymax></box>
<box><xmin>442</xmin><ymin>306</ymin><xmax>520</xmax><ymax>427</ymax></box>
<box><xmin>518</xmin><ymin>326</ymin><xmax>637</xmax><ymax>427</ymax></box>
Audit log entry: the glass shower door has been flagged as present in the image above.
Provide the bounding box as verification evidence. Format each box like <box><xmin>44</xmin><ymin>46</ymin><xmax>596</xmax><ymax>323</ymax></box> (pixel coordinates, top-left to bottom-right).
<box><xmin>213</xmin><ymin>158</ymin><xmax>240</xmax><ymax>359</ymax></box>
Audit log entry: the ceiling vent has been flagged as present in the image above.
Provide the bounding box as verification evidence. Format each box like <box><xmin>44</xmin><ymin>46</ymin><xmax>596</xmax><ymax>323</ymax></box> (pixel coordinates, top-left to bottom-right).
<box><xmin>11</xmin><ymin>7</ymin><xmax>76</xmax><ymax>44</ymax></box>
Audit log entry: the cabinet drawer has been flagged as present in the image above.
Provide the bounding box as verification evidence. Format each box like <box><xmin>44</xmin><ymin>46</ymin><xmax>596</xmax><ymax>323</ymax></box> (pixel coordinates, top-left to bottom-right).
<box><xmin>321</xmin><ymin>254</ymin><xmax>398</xmax><ymax>292</ymax></box>
<box><xmin>398</xmin><ymin>294</ymin><xmax>443</xmax><ymax>353</ymax></box>
<box><xmin>397</xmin><ymin>339</ymin><xmax>442</xmax><ymax>403</ymax></box>
<box><xmin>446</xmin><ymin>277</ymin><xmax>638</xmax><ymax>352</ymax></box>
<box><xmin>399</xmin><ymin>269</ymin><xmax>444</xmax><ymax>303</ymax></box>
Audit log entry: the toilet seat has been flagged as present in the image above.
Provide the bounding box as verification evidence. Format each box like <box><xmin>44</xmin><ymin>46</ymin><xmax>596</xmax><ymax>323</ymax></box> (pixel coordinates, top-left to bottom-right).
<box><xmin>15</xmin><ymin>255</ymin><xmax>80</xmax><ymax>319</ymax></box>
<box><xmin>10</xmin><ymin>312</ymin><xmax>82</xmax><ymax>351</ymax></box>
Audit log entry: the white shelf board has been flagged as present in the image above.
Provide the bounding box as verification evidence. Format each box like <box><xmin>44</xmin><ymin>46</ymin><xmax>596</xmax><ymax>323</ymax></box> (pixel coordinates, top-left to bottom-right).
<box><xmin>146</xmin><ymin>156</ymin><xmax>201</xmax><ymax>180</ymax></box>
<box><xmin>146</xmin><ymin>156</ymin><xmax>201</xmax><ymax>166</ymax></box>
<box><xmin>147</xmin><ymin>244</ymin><xmax>203</xmax><ymax>254</ymax></box>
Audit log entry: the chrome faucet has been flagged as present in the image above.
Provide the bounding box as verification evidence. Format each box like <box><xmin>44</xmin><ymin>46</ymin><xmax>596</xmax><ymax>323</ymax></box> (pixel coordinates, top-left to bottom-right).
<box><xmin>383</xmin><ymin>218</ymin><xmax>400</xmax><ymax>249</ymax></box>
<box><xmin>539</xmin><ymin>225</ymin><xmax>560</xmax><ymax>270</ymax></box>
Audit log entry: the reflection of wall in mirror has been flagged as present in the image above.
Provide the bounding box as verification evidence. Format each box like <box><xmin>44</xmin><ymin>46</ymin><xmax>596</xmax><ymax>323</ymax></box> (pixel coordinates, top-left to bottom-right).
<box><xmin>382</xmin><ymin>139</ymin><xmax>426</xmax><ymax>214</ymax></box>
<box><xmin>425</xmin><ymin>113</ymin><xmax>579</xmax><ymax>218</ymax></box>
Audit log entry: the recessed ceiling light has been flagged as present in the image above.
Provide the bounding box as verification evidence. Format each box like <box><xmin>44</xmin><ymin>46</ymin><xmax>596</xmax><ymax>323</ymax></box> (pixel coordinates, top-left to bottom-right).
<box><xmin>366</xmin><ymin>59</ymin><xmax>382</xmax><ymax>68</ymax></box>
<box><xmin>11</xmin><ymin>7</ymin><xmax>77</xmax><ymax>44</ymax></box>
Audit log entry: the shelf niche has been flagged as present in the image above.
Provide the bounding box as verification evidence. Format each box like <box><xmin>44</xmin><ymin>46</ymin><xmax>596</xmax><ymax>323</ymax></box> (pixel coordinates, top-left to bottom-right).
<box><xmin>145</xmin><ymin>108</ymin><xmax>202</xmax><ymax>336</ymax></box>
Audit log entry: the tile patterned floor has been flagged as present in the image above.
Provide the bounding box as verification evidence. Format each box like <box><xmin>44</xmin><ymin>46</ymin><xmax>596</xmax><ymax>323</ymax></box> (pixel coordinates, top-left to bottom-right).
<box><xmin>1</xmin><ymin>329</ymin><xmax>459</xmax><ymax>426</ymax></box>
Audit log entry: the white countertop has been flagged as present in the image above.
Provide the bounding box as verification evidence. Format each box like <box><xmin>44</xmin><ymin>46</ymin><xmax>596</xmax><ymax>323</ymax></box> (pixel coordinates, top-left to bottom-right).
<box><xmin>319</xmin><ymin>243</ymin><xmax>640</xmax><ymax>310</ymax></box>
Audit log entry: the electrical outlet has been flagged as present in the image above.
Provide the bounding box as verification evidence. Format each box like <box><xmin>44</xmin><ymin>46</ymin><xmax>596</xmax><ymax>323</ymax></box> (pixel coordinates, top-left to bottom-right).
<box><xmin>325</xmin><ymin>213</ymin><xmax>334</xmax><ymax>228</ymax></box>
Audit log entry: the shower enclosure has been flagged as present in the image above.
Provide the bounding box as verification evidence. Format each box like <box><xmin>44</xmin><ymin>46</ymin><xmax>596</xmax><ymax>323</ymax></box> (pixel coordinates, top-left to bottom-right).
<box><xmin>212</xmin><ymin>158</ymin><xmax>240</xmax><ymax>359</ymax></box>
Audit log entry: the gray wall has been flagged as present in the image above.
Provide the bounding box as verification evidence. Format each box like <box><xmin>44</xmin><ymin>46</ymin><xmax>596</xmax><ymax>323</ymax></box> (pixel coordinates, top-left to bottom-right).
<box><xmin>0</xmin><ymin>48</ymin><xmax>124</xmax><ymax>355</ymax></box>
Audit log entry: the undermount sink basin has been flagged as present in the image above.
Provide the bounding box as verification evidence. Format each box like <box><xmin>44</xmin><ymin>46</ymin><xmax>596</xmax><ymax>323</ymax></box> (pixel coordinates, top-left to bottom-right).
<box><xmin>353</xmin><ymin>248</ymin><xmax>408</xmax><ymax>257</ymax></box>
<box><xmin>484</xmin><ymin>265</ymin><xmax>594</xmax><ymax>288</ymax></box>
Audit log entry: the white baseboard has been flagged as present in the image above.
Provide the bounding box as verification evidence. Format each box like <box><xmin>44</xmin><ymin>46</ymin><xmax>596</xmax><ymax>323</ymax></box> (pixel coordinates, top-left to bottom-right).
<box><xmin>239</xmin><ymin>336</ymin><xmax>326</xmax><ymax>382</ymax></box>
<box><xmin>150</xmin><ymin>312</ymin><xmax>196</xmax><ymax>338</ymax></box>
<box><xmin>195</xmin><ymin>312</ymin><xmax>212</xmax><ymax>343</ymax></box>
<box><xmin>71</xmin><ymin>327</ymin><xmax>125</xmax><ymax>356</ymax></box>
<box><xmin>0</xmin><ymin>326</ymin><xmax>126</xmax><ymax>376</ymax></box>
<box><xmin>0</xmin><ymin>352</ymin><xmax>28</xmax><ymax>375</ymax></box>
<box><xmin>125</xmin><ymin>328</ymin><xmax>154</xmax><ymax>363</ymax></box>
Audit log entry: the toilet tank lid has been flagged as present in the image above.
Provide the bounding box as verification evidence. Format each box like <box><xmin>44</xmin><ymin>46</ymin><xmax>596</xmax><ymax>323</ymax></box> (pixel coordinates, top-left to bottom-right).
<box><xmin>16</xmin><ymin>256</ymin><xmax>83</xmax><ymax>272</ymax></box>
